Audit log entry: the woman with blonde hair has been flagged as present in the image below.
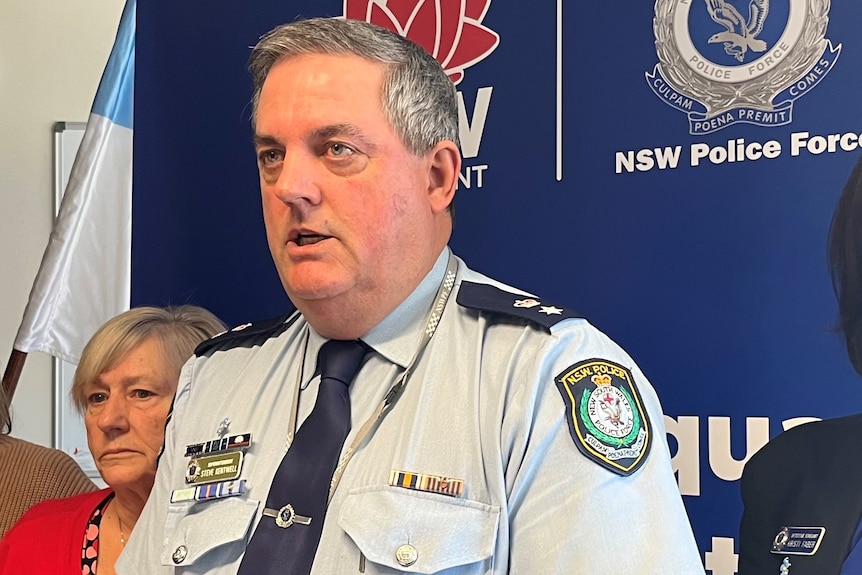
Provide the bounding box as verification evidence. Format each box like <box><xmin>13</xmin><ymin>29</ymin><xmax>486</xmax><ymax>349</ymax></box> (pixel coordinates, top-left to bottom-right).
<box><xmin>0</xmin><ymin>305</ymin><xmax>225</xmax><ymax>575</ymax></box>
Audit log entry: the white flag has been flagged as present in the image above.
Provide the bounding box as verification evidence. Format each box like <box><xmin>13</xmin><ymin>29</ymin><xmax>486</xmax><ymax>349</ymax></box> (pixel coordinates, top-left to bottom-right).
<box><xmin>13</xmin><ymin>0</ymin><xmax>135</xmax><ymax>365</ymax></box>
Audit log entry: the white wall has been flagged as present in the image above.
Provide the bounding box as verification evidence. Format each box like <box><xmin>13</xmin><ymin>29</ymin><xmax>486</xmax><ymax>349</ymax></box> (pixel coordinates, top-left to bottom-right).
<box><xmin>0</xmin><ymin>0</ymin><xmax>125</xmax><ymax>446</ymax></box>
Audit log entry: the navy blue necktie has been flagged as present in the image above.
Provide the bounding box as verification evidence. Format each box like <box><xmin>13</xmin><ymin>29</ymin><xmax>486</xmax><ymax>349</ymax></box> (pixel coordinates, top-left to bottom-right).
<box><xmin>238</xmin><ymin>339</ymin><xmax>368</xmax><ymax>575</ymax></box>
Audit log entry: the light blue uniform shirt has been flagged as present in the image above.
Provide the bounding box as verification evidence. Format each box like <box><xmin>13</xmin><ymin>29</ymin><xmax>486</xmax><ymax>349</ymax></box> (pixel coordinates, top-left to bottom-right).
<box><xmin>118</xmin><ymin>248</ymin><xmax>703</xmax><ymax>574</ymax></box>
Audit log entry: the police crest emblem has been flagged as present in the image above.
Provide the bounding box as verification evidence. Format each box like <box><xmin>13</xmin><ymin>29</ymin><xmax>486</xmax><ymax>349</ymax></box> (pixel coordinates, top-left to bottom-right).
<box><xmin>554</xmin><ymin>359</ymin><xmax>651</xmax><ymax>475</ymax></box>
<box><xmin>647</xmin><ymin>0</ymin><xmax>841</xmax><ymax>135</ymax></box>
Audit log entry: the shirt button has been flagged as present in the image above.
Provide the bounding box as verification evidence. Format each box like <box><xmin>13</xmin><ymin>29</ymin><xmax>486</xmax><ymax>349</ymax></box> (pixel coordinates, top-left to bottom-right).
<box><xmin>395</xmin><ymin>544</ymin><xmax>418</xmax><ymax>567</ymax></box>
<box><xmin>172</xmin><ymin>545</ymin><xmax>188</xmax><ymax>564</ymax></box>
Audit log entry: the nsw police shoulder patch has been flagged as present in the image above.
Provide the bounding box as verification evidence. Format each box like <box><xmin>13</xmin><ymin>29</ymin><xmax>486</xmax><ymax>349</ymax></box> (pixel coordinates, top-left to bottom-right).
<box><xmin>554</xmin><ymin>358</ymin><xmax>651</xmax><ymax>475</ymax></box>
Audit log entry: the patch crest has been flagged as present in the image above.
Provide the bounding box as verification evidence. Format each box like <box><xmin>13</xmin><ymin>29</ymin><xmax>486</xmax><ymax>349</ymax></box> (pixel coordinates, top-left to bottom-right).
<box><xmin>647</xmin><ymin>0</ymin><xmax>841</xmax><ymax>135</ymax></box>
<box><xmin>554</xmin><ymin>358</ymin><xmax>651</xmax><ymax>475</ymax></box>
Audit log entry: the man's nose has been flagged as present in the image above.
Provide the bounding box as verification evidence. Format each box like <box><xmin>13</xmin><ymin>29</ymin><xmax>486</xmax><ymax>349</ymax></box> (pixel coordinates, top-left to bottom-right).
<box><xmin>270</xmin><ymin>152</ymin><xmax>322</xmax><ymax>207</ymax></box>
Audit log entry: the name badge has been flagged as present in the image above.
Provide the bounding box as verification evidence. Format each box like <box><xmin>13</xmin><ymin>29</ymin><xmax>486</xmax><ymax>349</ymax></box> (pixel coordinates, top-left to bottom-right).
<box><xmin>771</xmin><ymin>526</ymin><xmax>826</xmax><ymax>555</ymax></box>
<box><xmin>186</xmin><ymin>451</ymin><xmax>243</xmax><ymax>485</ymax></box>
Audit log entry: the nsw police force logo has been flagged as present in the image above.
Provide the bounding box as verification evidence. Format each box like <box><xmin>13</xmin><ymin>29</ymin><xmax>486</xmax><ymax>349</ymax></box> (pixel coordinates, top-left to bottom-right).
<box><xmin>554</xmin><ymin>359</ymin><xmax>651</xmax><ymax>476</ymax></box>
<box><xmin>647</xmin><ymin>0</ymin><xmax>841</xmax><ymax>135</ymax></box>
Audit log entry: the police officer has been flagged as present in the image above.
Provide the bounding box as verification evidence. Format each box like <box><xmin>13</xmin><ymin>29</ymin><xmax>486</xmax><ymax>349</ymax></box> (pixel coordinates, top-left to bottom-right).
<box><xmin>738</xmin><ymin>157</ymin><xmax>862</xmax><ymax>574</ymax></box>
<box><xmin>118</xmin><ymin>17</ymin><xmax>703</xmax><ymax>574</ymax></box>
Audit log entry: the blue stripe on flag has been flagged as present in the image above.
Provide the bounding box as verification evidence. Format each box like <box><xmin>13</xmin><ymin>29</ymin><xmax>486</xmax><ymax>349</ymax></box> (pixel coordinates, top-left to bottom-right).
<box><xmin>92</xmin><ymin>0</ymin><xmax>135</xmax><ymax>129</ymax></box>
<box><xmin>13</xmin><ymin>0</ymin><xmax>135</xmax><ymax>364</ymax></box>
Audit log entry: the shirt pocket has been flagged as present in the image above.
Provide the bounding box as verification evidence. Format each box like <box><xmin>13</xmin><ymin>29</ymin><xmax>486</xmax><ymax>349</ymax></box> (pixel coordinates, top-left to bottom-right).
<box><xmin>160</xmin><ymin>497</ymin><xmax>260</xmax><ymax>568</ymax></box>
<box><xmin>338</xmin><ymin>487</ymin><xmax>500</xmax><ymax>574</ymax></box>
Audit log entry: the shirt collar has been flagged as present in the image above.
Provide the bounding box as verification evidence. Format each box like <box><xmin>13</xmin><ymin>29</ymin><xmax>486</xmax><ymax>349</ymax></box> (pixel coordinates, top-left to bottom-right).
<box><xmin>362</xmin><ymin>247</ymin><xmax>451</xmax><ymax>368</ymax></box>
<box><xmin>303</xmin><ymin>247</ymin><xmax>450</xmax><ymax>370</ymax></box>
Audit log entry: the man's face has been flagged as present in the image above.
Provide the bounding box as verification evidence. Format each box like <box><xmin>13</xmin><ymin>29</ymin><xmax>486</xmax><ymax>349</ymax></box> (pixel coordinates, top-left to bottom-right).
<box><xmin>254</xmin><ymin>53</ymin><xmax>442</xmax><ymax>322</ymax></box>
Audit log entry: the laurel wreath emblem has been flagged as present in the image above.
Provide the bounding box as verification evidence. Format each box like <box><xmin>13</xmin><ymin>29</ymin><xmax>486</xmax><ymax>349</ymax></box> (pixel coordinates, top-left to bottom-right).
<box><xmin>579</xmin><ymin>387</ymin><xmax>641</xmax><ymax>448</ymax></box>
<box><xmin>653</xmin><ymin>0</ymin><xmax>830</xmax><ymax>115</ymax></box>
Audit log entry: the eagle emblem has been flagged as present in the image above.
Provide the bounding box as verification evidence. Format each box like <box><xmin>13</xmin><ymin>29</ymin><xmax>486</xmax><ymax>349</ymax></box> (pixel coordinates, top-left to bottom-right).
<box><xmin>705</xmin><ymin>0</ymin><xmax>769</xmax><ymax>62</ymax></box>
<box><xmin>647</xmin><ymin>0</ymin><xmax>841</xmax><ymax>134</ymax></box>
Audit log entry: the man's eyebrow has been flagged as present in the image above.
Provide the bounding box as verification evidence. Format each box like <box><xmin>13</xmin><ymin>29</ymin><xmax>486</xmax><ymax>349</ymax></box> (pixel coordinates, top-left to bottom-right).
<box><xmin>312</xmin><ymin>123</ymin><xmax>376</xmax><ymax>150</ymax></box>
<box><xmin>253</xmin><ymin>134</ymin><xmax>282</xmax><ymax>149</ymax></box>
<box><xmin>253</xmin><ymin>124</ymin><xmax>377</xmax><ymax>150</ymax></box>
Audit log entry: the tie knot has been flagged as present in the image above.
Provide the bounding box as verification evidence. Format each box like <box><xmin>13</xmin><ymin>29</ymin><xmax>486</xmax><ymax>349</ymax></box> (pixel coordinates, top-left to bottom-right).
<box><xmin>316</xmin><ymin>340</ymin><xmax>368</xmax><ymax>387</ymax></box>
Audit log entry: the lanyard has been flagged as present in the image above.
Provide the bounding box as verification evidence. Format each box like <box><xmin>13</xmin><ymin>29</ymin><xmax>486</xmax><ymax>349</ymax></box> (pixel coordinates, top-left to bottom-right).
<box><xmin>285</xmin><ymin>253</ymin><xmax>459</xmax><ymax>502</ymax></box>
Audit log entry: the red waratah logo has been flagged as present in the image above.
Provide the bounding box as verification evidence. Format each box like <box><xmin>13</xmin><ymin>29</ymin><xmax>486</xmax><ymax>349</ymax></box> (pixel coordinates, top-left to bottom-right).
<box><xmin>343</xmin><ymin>0</ymin><xmax>499</xmax><ymax>84</ymax></box>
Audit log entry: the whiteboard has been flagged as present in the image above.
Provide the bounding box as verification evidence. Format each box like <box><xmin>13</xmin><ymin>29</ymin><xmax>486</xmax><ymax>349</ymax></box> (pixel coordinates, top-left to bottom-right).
<box><xmin>52</xmin><ymin>122</ymin><xmax>103</xmax><ymax>483</ymax></box>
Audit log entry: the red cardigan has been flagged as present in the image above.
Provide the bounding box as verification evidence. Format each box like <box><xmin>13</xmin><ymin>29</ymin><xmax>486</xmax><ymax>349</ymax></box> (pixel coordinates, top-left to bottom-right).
<box><xmin>0</xmin><ymin>488</ymin><xmax>112</xmax><ymax>574</ymax></box>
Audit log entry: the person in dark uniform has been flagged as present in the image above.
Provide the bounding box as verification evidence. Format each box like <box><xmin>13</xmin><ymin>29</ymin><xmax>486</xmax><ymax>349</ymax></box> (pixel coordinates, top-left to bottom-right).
<box><xmin>739</xmin><ymin>157</ymin><xmax>862</xmax><ymax>574</ymax></box>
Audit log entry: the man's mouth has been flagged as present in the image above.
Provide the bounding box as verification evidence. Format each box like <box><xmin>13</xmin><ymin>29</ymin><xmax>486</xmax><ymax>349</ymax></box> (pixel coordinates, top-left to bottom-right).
<box><xmin>294</xmin><ymin>234</ymin><xmax>328</xmax><ymax>247</ymax></box>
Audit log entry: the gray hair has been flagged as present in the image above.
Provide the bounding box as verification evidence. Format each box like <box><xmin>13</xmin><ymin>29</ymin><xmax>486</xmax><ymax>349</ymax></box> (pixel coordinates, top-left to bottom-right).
<box><xmin>248</xmin><ymin>17</ymin><xmax>459</xmax><ymax>155</ymax></box>
<box><xmin>71</xmin><ymin>305</ymin><xmax>227</xmax><ymax>414</ymax></box>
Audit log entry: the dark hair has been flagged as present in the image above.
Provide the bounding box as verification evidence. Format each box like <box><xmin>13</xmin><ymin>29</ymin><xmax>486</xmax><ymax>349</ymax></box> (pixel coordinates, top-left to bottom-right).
<box><xmin>828</xmin><ymin>156</ymin><xmax>862</xmax><ymax>376</ymax></box>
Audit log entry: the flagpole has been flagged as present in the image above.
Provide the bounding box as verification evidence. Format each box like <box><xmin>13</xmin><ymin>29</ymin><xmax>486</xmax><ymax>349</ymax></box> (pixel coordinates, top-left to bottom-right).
<box><xmin>2</xmin><ymin>350</ymin><xmax>27</xmax><ymax>401</ymax></box>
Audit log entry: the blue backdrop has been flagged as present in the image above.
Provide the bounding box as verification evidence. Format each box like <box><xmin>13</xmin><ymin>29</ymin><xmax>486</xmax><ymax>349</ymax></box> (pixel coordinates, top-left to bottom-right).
<box><xmin>133</xmin><ymin>2</ymin><xmax>862</xmax><ymax>571</ymax></box>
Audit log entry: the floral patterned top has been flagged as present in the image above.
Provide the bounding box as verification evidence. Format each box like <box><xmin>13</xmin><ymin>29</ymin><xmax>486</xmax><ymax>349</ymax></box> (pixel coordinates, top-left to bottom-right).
<box><xmin>80</xmin><ymin>493</ymin><xmax>113</xmax><ymax>574</ymax></box>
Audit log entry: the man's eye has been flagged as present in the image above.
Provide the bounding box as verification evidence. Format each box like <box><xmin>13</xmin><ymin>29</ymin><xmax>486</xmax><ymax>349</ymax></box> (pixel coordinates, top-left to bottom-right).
<box><xmin>134</xmin><ymin>390</ymin><xmax>153</xmax><ymax>399</ymax></box>
<box><xmin>328</xmin><ymin>143</ymin><xmax>354</xmax><ymax>157</ymax></box>
<box><xmin>259</xmin><ymin>149</ymin><xmax>283</xmax><ymax>164</ymax></box>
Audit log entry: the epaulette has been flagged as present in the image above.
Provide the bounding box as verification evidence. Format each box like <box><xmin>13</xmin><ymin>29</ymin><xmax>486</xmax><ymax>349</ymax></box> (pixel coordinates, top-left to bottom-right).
<box><xmin>456</xmin><ymin>281</ymin><xmax>582</xmax><ymax>331</ymax></box>
<box><xmin>195</xmin><ymin>309</ymin><xmax>299</xmax><ymax>358</ymax></box>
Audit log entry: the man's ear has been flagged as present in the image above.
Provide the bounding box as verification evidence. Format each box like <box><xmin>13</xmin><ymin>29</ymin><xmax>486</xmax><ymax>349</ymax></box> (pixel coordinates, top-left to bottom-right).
<box><xmin>427</xmin><ymin>140</ymin><xmax>461</xmax><ymax>214</ymax></box>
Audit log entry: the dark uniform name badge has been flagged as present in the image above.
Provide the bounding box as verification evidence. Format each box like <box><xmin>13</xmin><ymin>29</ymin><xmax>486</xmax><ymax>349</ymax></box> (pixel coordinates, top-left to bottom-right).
<box><xmin>186</xmin><ymin>451</ymin><xmax>243</xmax><ymax>485</ymax></box>
<box><xmin>771</xmin><ymin>526</ymin><xmax>826</xmax><ymax>555</ymax></box>
<box><xmin>555</xmin><ymin>358</ymin><xmax>651</xmax><ymax>475</ymax></box>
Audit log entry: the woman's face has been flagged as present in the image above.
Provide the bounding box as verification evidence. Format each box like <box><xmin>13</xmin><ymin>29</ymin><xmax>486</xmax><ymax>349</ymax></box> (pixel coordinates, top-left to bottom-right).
<box><xmin>83</xmin><ymin>336</ymin><xmax>178</xmax><ymax>493</ymax></box>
